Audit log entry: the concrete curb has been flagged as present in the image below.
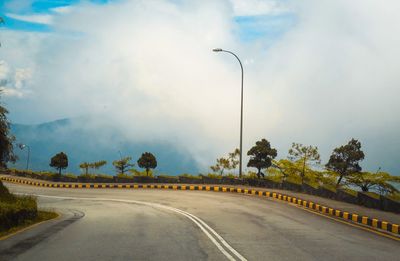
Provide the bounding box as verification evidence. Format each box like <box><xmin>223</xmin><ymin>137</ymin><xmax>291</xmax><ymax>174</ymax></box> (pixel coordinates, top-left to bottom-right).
<box><xmin>2</xmin><ymin>175</ymin><xmax>399</xmax><ymax>237</ymax></box>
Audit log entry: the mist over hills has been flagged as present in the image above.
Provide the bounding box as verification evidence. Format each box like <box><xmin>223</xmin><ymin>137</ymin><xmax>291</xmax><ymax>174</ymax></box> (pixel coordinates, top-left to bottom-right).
<box><xmin>10</xmin><ymin>118</ymin><xmax>200</xmax><ymax>176</ymax></box>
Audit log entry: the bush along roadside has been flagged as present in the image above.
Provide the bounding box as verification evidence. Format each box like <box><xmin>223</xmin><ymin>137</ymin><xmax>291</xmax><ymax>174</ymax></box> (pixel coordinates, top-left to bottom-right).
<box><xmin>0</xmin><ymin>180</ymin><xmax>58</xmax><ymax>237</ymax></box>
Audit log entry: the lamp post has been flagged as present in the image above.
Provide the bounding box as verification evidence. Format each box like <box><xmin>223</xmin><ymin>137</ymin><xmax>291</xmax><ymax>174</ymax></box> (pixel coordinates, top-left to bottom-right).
<box><xmin>18</xmin><ymin>143</ymin><xmax>30</xmax><ymax>170</ymax></box>
<box><xmin>213</xmin><ymin>48</ymin><xmax>244</xmax><ymax>178</ymax></box>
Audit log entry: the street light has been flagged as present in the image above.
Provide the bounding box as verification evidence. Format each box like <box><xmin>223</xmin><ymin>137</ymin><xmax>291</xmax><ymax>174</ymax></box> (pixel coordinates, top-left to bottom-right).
<box><xmin>213</xmin><ymin>48</ymin><xmax>244</xmax><ymax>178</ymax></box>
<box><xmin>18</xmin><ymin>143</ymin><xmax>30</xmax><ymax>170</ymax></box>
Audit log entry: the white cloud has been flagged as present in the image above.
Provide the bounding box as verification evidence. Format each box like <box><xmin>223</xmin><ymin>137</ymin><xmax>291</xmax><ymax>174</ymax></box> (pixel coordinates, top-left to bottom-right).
<box><xmin>0</xmin><ymin>61</ymin><xmax>32</xmax><ymax>98</ymax></box>
<box><xmin>230</xmin><ymin>0</ymin><xmax>290</xmax><ymax>16</ymax></box>
<box><xmin>1</xmin><ymin>0</ymin><xmax>400</xmax><ymax>174</ymax></box>
<box><xmin>6</xmin><ymin>13</ymin><xmax>54</xmax><ymax>25</ymax></box>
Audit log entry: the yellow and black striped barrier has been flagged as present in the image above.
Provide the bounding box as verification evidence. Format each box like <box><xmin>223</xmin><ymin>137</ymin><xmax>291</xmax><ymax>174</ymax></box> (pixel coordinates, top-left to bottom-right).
<box><xmin>1</xmin><ymin>175</ymin><xmax>399</xmax><ymax>237</ymax></box>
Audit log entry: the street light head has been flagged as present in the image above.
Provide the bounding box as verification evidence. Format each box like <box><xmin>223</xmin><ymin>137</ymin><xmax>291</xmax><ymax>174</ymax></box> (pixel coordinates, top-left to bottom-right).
<box><xmin>18</xmin><ymin>143</ymin><xmax>26</xmax><ymax>149</ymax></box>
<box><xmin>213</xmin><ymin>48</ymin><xmax>223</xmax><ymax>52</ymax></box>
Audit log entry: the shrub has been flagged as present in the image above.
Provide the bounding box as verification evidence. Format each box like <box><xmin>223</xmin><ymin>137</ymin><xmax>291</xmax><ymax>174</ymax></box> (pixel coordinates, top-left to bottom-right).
<box><xmin>206</xmin><ymin>173</ymin><xmax>222</xmax><ymax>179</ymax></box>
<box><xmin>243</xmin><ymin>171</ymin><xmax>260</xmax><ymax>180</ymax></box>
<box><xmin>116</xmin><ymin>173</ymin><xmax>133</xmax><ymax>179</ymax></box>
<box><xmin>131</xmin><ymin>169</ymin><xmax>154</xmax><ymax>177</ymax></box>
<box><xmin>79</xmin><ymin>173</ymin><xmax>96</xmax><ymax>179</ymax></box>
<box><xmin>322</xmin><ymin>184</ymin><xmax>337</xmax><ymax>193</ymax></box>
<box><xmin>65</xmin><ymin>173</ymin><xmax>78</xmax><ymax>179</ymax></box>
<box><xmin>0</xmin><ymin>196</ymin><xmax>38</xmax><ymax>232</ymax></box>
<box><xmin>96</xmin><ymin>174</ymin><xmax>113</xmax><ymax>179</ymax></box>
<box><xmin>341</xmin><ymin>188</ymin><xmax>358</xmax><ymax>197</ymax></box>
<box><xmin>179</xmin><ymin>173</ymin><xmax>201</xmax><ymax>179</ymax></box>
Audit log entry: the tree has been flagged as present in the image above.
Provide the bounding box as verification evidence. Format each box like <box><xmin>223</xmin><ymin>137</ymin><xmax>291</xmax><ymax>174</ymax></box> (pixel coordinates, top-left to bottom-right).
<box><xmin>113</xmin><ymin>156</ymin><xmax>135</xmax><ymax>175</ymax></box>
<box><xmin>50</xmin><ymin>152</ymin><xmax>68</xmax><ymax>175</ymax></box>
<box><xmin>79</xmin><ymin>162</ymin><xmax>90</xmax><ymax>175</ymax></box>
<box><xmin>228</xmin><ymin>148</ymin><xmax>240</xmax><ymax>171</ymax></box>
<box><xmin>79</xmin><ymin>160</ymin><xmax>107</xmax><ymax>175</ymax></box>
<box><xmin>247</xmin><ymin>139</ymin><xmax>277</xmax><ymax>178</ymax></box>
<box><xmin>92</xmin><ymin>160</ymin><xmax>107</xmax><ymax>172</ymax></box>
<box><xmin>210</xmin><ymin>148</ymin><xmax>240</xmax><ymax>176</ymax></box>
<box><xmin>346</xmin><ymin>170</ymin><xmax>400</xmax><ymax>195</ymax></box>
<box><xmin>210</xmin><ymin>157</ymin><xmax>230</xmax><ymax>175</ymax></box>
<box><xmin>288</xmin><ymin>143</ymin><xmax>321</xmax><ymax>183</ymax></box>
<box><xmin>0</xmin><ymin>98</ymin><xmax>17</xmax><ymax>169</ymax></box>
<box><xmin>326</xmin><ymin>138</ymin><xmax>365</xmax><ymax>187</ymax></box>
<box><xmin>137</xmin><ymin>152</ymin><xmax>157</xmax><ymax>176</ymax></box>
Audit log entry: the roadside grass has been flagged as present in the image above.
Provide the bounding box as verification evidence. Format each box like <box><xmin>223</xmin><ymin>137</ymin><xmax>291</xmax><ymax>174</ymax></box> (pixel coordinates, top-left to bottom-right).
<box><xmin>0</xmin><ymin>210</ymin><xmax>58</xmax><ymax>239</ymax></box>
<box><xmin>1</xmin><ymin>180</ymin><xmax>57</xmax><ymax>238</ymax></box>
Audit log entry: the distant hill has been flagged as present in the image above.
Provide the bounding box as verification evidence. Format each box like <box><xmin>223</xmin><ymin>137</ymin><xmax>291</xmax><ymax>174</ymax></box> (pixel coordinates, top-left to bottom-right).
<box><xmin>10</xmin><ymin>118</ymin><xmax>199</xmax><ymax>176</ymax></box>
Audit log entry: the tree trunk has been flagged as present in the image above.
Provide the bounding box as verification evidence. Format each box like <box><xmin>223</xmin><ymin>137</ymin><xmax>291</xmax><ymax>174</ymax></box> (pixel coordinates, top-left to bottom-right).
<box><xmin>336</xmin><ymin>175</ymin><xmax>343</xmax><ymax>187</ymax></box>
<box><xmin>146</xmin><ymin>168</ymin><xmax>149</xmax><ymax>176</ymax></box>
<box><xmin>58</xmin><ymin>167</ymin><xmax>61</xmax><ymax>176</ymax></box>
<box><xmin>301</xmin><ymin>156</ymin><xmax>307</xmax><ymax>184</ymax></box>
<box><xmin>257</xmin><ymin>168</ymin><xmax>261</xmax><ymax>179</ymax></box>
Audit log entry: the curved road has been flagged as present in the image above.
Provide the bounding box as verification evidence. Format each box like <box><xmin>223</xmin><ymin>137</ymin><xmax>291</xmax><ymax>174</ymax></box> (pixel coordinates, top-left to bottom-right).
<box><xmin>1</xmin><ymin>183</ymin><xmax>399</xmax><ymax>261</ymax></box>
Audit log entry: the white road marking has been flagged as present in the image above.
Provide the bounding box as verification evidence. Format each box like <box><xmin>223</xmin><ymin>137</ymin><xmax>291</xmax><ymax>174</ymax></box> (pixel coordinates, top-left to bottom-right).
<box><xmin>25</xmin><ymin>194</ymin><xmax>248</xmax><ymax>261</ymax></box>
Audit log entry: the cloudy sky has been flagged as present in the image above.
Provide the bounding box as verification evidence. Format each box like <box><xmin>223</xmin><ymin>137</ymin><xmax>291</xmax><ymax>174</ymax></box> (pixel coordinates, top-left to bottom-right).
<box><xmin>0</xmin><ymin>0</ymin><xmax>399</xmax><ymax>174</ymax></box>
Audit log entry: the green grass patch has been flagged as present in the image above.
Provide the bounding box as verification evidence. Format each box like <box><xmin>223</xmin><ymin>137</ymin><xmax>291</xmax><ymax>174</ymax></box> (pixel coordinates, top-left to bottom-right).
<box><xmin>364</xmin><ymin>191</ymin><xmax>380</xmax><ymax>200</ymax></box>
<box><xmin>322</xmin><ymin>184</ymin><xmax>337</xmax><ymax>193</ymax></box>
<box><xmin>179</xmin><ymin>173</ymin><xmax>202</xmax><ymax>179</ymax></box>
<box><xmin>304</xmin><ymin>181</ymin><xmax>319</xmax><ymax>189</ymax></box>
<box><xmin>205</xmin><ymin>173</ymin><xmax>222</xmax><ymax>179</ymax></box>
<box><xmin>96</xmin><ymin>174</ymin><xmax>113</xmax><ymax>179</ymax></box>
<box><xmin>285</xmin><ymin>177</ymin><xmax>302</xmax><ymax>185</ymax></box>
<box><xmin>116</xmin><ymin>173</ymin><xmax>133</xmax><ymax>179</ymax></box>
<box><xmin>0</xmin><ymin>195</ymin><xmax>38</xmax><ymax>232</ymax></box>
<box><xmin>0</xmin><ymin>210</ymin><xmax>58</xmax><ymax>239</ymax></box>
<box><xmin>341</xmin><ymin>188</ymin><xmax>358</xmax><ymax>197</ymax></box>
<box><xmin>386</xmin><ymin>193</ymin><xmax>400</xmax><ymax>202</ymax></box>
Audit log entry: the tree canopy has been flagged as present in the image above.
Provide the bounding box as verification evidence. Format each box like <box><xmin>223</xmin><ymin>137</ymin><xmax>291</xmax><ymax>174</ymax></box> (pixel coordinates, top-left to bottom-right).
<box><xmin>288</xmin><ymin>143</ymin><xmax>321</xmax><ymax>183</ymax></box>
<box><xmin>137</xmin><ymin>152</ymin><xmax>157</xmax><ymax>176</ymax></box>
<box><xmin>346</xmin><ymin>170</ymin><xmax>400</xmax><ymax>195</ymax></box>
<box><xmin>247</xmin><ymin>139</ymin><xmax>277</xmax><ymax>178</ymax></box>
<box><xmin>79</xmin><ymin>160</ymin><xmax>107</xmax><ymax>175</ymax></box>
<box><xmin>326</xmin><ymin>138</ymin><xmax>365</xmax><ymax>187</ymax></box>
<box><xmin>210</xmin><ymin>148</ymin><xmax>240</xmax><ymax>176</ymax></box>
<box><xmin>113</xmin><ymin>156</ymin><xmax>135</xmax><ymax>175</ymax></box>
<box><xmin>0</xmin><ymin>98</ymin><xmax>17</xmax><ymax>169</ymax></box>
<box><xmin>50</xmin><ymin>152</ymin><xmax>68</xmax><ymax>175</ymax></box>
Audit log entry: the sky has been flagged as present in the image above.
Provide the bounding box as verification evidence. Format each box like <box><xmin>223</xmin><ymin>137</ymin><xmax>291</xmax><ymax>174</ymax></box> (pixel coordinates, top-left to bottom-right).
<box><xmin>0</xmin><ymin>0</ymin><xmax>399</xmax><ymax>175</ymax></box>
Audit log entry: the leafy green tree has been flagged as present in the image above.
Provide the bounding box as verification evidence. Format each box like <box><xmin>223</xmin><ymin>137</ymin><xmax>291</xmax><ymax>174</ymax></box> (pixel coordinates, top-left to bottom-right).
<box><xmin>247</xmin><ymin>139</ymin><xmax>277</xmax><ymax>178</ymax></box>
<box><xmin>210</xmin><ymin>157</ymin><xmax>230</xmax><ymax>175</ymax></box>
<box><xmin>137</xmin><ymin>152</ymin><xmax>157</xmax><ymax>176</ymax></box>
<box><xmin>271</xmin><ymin>159</ymin><xmax>302</xmax><ymax>182</ymax></box>
<box><xmin>228</xmin><ymin>148</ymin><xmax>240</xmax><ymax>171</ymax></box>
<box><xmin>113</xmin><ymin>156</ymin><xmax>135</xmax><ymax>175</ymax></box>
<box><xmin>79</xmin><ymin>162</ymin><xmax>90</xmax><ymax>175</ymax></box>
<box><xmin>326</xmin><ymin>138</ymin><xmax>365</xmax><ymax>187</ymax></box>
<box><xmin>210</xmin><ymin>148</ymin><xmax>240</xmax><ymax>176</ymax></box>
<box><xmin>50</xmin><ymin>152</ymin><xmax>68</xmax><ymax>175</ymax></box>
<box><xmin>0</xmin><ymin>98</ymin><xmax>17</xmax><ymax>169</ymax></box>
<box><xmin>79</xmin><ymin>160</ymin><xmax>107</xmax><ymax>175</ymax></box>
<box><xmin>346</xmin><ymin>170</ymin><xmax>400</xmax><ymax>195</ymax></box>
<box><xmin>288</xmin><ymin>143</ymin><xmax>321</xmax><ymax>183</ymax></box>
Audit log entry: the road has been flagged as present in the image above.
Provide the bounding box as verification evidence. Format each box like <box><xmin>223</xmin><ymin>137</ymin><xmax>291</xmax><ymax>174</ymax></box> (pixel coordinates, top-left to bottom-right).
<box><xmin>1</xmin><ymin>183</ymin><xmax>399</xmax><ymax>261</ymax></box>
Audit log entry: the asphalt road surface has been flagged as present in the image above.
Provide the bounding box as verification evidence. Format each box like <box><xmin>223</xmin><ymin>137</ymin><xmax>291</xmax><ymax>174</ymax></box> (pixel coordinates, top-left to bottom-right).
<box><xmin>1</xmin><ymin>183</ymin><xmax>399</xmax><ymax>261</ymax></box>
